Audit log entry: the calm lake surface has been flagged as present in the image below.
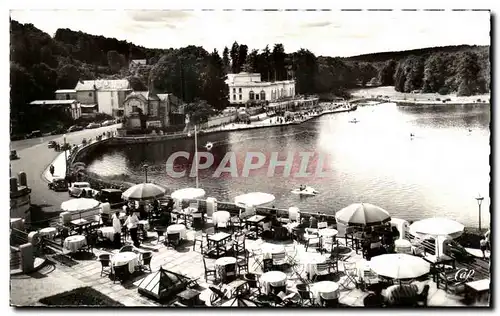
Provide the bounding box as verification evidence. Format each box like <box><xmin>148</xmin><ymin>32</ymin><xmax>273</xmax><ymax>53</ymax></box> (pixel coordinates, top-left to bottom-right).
<box><xmin>85</xmin><ymin>103</ymin><xmax>491</xmax><ymax>227</ymax></box>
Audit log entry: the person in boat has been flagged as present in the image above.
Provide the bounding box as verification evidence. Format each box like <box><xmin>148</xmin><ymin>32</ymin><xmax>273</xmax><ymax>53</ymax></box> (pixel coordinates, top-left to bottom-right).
<box><xmin>299</xmin><ymin>185</ymin><xmax>305</xmax><ymax>191</ymax></box>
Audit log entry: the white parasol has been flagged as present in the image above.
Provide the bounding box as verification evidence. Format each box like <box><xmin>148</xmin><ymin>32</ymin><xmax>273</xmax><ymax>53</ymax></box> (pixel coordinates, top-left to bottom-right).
<box><xmin>61</xmin><ymin>198</ymin><xmax>100</xmax><ymax>213</ymax></box>
<box><xmin>170</xmin><ymin>188</ymin><xmax>206</xmax><ymax>201</ymax></box>
<box><xmin>370</xmin><ymin>253</ymin><xmax>430</xmax><ymax>280</ymax></box>
<box><xmin>121</xmin><ymin>183</ymin><xmax>166</xmax><ymax>201</ymax></box>
<box><xmin>234</xmin><ymin>192</ymin><xmax>275</xmax><ymax>207</ymax></box>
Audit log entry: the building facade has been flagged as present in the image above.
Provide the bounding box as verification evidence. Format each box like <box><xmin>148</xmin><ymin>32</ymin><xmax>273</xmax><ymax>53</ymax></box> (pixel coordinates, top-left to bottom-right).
<box><xmin>122</xmin><ymin>91</ymin><xmax>185</xmax><ymax>129</ymax></box>
<box><xmin>225</xmin><ymin>72</ymin><xmax>296</xmax><ymax>105</ymax></box>
<box><xmin>55</xmin><ymin>89</ymin><xmax>77</xmax><ymax>101</ymax></box>
<box><xmin>29</xmin><ymin>100</ymin><xmax>82</xmax><ymax>120</ymax></box>
<box><xmin>74</xmin><ymin>80</ymin><xmax>132</xmax><ymax>117</ymax></box>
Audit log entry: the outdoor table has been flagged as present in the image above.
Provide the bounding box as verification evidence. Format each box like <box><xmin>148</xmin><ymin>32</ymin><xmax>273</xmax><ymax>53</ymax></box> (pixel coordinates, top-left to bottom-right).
<box><xmin>212</xmin><ymin>211</ymin><xmax>231</xmax><ymax>227</ymax></box>
<box><xmin>261</xmin><ymin>243</ymin><xmax>286</xmax><ymax>259</ymax></box>
<box><xmin>465</xmin><ymin>279</ymin><xmax>490</xmax><ymax>303</ymax></box>
<box><xmin>245</xmin><ymin>215</ymin><xmax>266</xmax><ymax>239</ymax></box>
<box><xmin>311</xmin><ymin>281</ymin><xmax>340</xmax><ymax>300</ymax></box>
<box><xmin>423</xmin><ymin>253</ymin><xmax>456</xmax><ymax>273</ymax></box>
<box><xmin>208</xmin><ymin>232</ymin><xmax>232</xmax><ymax>258</ymax></box>
<box><xmin>111</xmin><ymin>251</ymin><xmax>139</xmax><ymax>274</ymax></box>
<box><xmin>395</xmin><ymin>239</ymin><xmax>412</xmax><ymax>254</ymax></box>
<box><xmin>166</xmin><ymin>224</ymin><xmax>187</xmax><ymax>240</ymax></box>
<box><xmin>301</xmin><ymin>252</ymin><xmax>327</xmax><ymax>280</ymax></box>
<box><xmin>177</xmin><ymin>288</ymin><xmax>201</xmax><ymax>306</ymax></box>
<box><xmin>215</xmin><ymin>256</ymin><xmax>237</xmax><ymax>282</ymax></box>
<box><xmin>39</xmin><ymin>227</ymin><xmax>57</xmax><ymax>239</ymax></box>
<box><xmin>63</xmin><ymin>235</ymin><xmax>87</xmax><ymax>253</ymax></box>
<box><xmin>260</xmin><ymin>271</ymin><xmax>287</xmax><ymax>295</ymax></box>
<box><xmin>98</xmin><ymin>226</ymin><xmax>116</xmax><ymax>241</ymax></box>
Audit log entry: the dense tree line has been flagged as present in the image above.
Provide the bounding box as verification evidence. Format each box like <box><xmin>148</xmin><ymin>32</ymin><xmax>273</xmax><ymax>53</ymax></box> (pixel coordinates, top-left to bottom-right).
<box><xmin>10</xmin><ymin>19</ymin><xmax>490</xmax><ymax>134</ymax></box>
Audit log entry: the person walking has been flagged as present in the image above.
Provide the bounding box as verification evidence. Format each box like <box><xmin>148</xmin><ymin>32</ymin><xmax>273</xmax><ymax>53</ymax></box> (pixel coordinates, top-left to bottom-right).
<box><xmin>125</xmin><ymin>211</ymin><xmax>140</xmax><ymax>247</ymax></box>
<box><xmin>49</xmin><ymin>164</ymin><xmax>55</xmax><ymax>177</ymax></box>
<box><xmin>112</xmin><ymin>210</ymin><xmax>122</xmax><ymax>248</ymax></box>
<box><xmin>480</xmin><ymin>237</ymin><xmax>488</xmax><ymax>260</ymax></box>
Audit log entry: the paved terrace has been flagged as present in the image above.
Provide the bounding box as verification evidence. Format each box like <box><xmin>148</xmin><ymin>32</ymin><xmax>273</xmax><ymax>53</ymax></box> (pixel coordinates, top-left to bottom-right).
<box><xmin>13</xmin><ymin>225</ymin><xmax>479</xmax><ymax>307</ymax></box>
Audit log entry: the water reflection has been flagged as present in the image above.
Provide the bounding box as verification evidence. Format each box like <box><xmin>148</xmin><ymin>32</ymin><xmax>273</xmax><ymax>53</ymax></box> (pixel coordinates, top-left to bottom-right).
<box><xmin>85</xmin><ymin>103</ymin><xmax>490</xmax><ymax>227</ymax></box>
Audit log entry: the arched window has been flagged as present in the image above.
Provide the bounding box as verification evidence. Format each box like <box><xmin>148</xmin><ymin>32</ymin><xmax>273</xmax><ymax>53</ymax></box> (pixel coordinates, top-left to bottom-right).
<box><xmin>249</xmin><ymin>90</ymin><xmax>255</xmax><ymax>100</ymax></box>
<box><xmin>260</xmin><ymin>90</ymin><xmax>266</xmax><ymax>101</ymax></box>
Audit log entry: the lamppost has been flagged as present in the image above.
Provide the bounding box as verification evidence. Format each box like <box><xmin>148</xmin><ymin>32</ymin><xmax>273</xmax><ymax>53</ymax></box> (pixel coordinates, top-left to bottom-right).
<box><xmin>63</xmin><ymin>134</ymin><xmax>68</xmax><ymax>176</ymax></box>
<box><xmin>143</xmin><ymin>163</ymin><xmax>149</xmax><ymax>183</ymax></box>
<box><xmin>475</xmin><ymin>194</ymin><xmax>484</xmax><ymax>232</ymax></box>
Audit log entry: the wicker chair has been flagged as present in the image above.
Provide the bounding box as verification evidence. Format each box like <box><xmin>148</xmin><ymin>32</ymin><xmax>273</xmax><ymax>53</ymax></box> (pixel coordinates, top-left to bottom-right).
<box><xmin>296</xmin><ymin>283</ymin><xmax>316</xmax><ymax>306</ymax></box>
<box><xmin>98</xmin><ymin>254</ymin><xmax>111</xmax><ymax>277</ymax></box>
<box><xmin>203</xmin><ymin>257</ymin><xmax>217</xmax><ymax>281</ymax></box>
<box><xmin>113</xmin><ymin>263</ymin><xmax>130</xmax><ymax>283</ymax></box>
<box><xmin>140</xmin><ymin>252</ymin><xmax>153</xmax><ymax>272</ymax></box>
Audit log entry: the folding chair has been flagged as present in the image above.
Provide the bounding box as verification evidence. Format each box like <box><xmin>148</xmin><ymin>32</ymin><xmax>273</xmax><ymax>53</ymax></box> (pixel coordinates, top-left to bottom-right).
<box><xmin>272</xmin><ymin>252</ymin><xmax>288</xmax><ymax>271</ymax></box>
<box><xmin>304</xmin><ymin>229</ymin><xmax>321</xmax><ymax>252</ymax></box>
<box><xmin>341</xmin><ymin>261</ymin><xmax>359</xmax><ymax>289</ymax></box>
<box><xmin>313</xmin><ymin>262</ymin><xmax>332</xmax><ymax>282</ymax></box>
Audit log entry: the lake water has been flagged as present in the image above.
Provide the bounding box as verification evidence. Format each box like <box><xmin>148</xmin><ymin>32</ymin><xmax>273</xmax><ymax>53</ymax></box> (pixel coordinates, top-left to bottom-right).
<box><xmin>85</xmin><ymin>103</ymin><xmax>491</xmax><ymax>227</ymax></box>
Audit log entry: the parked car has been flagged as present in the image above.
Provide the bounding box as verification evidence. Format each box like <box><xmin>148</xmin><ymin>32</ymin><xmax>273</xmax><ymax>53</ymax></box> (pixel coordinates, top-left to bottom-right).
<box><xmin>101</xmin><ymin>120</ymin><xmax>114</xmax><ymax>126</ymax></box>
<box><xmin>50</xmin><ymin>127</ymin><xmax>67</xmax><ymax>135</ymax></box>
<box><xmin>48</xmin><ymin>141</ymin><xmax>57</xmax><ymax>148</ymax></box>
<box><xmin>26</xmin><ymin>130</ymin><xmax>42</xmax><ymax>139</ymax></box>
<box><xmin>68</xmin><ymin>182</ymin><xmax>91</xmax><ymax>197</ymax></box>
<box><xmin>48</xmin><ymin>177</ymin><xmax>68</xmax><ymax>191</ymax></box>
<box><xmin>86</xmin><ymin>122</ymin><xmax>101</xmax><ymax>129</ymax></box>
<box><xmin>67</xmin><ymin>125</ymin><xmax>84</xmax><ymax>133</ymax></box>
<box><xmin>95</xmin><ymin>188</ymin><xmax>125</xmax><ymax>207</ymax></box>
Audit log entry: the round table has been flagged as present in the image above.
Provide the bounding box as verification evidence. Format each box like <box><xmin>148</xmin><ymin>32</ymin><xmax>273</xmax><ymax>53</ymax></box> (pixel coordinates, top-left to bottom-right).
<box><xmin>261</xmin><ymin>243</ymin><xmax>286</xmax><ymax>259</ymax></box>
<box><xmin>98</xmin><ymin>227</ymin><xmax>116</xmax><ymax>241</ymax></box>
<box><xmin>212</xmin><ymin>211</ymin><xmax>231</xmax><ymax>226</ymax></box>
<box><xmin>63</xmin><ymin>235</ymin><xmax>87</xmax><ymax>253</ymax></box>
<box><xmin>260</xmin><ymin>271</ymin><xmax>287</xmax><ymax>295</ymax></box>
<box><xmin>395</xmin><ymin>239</ymin><xmax>412</xmax><ymax>254</ymax></box>
<box><xmin>39</xmin><ymin>227</ymin><xmax>57</xmax><ymax>239</ymax></box>
<box><xmin>319</xmin><ymin>228</ymin><xmax>338</xmax><ymax>238</ymax></box>
<box><xmin>311</xmin><ymin>281</ymin><xmax>339</xmax><ymax>300</ymax></box>
<box><xmin>111</xmin><ymin>251</ymin><xmax>139</xmax><ymax>274</ymax></box>
<box><xmin>167</xmin><ymin>224</ymin><xmax>187</xmax><ymax>239</ymax></box>
<box><xmin>300</xmin><ymin>252</ymin><xmax>327</xmax><ymax>280</ymax></box>
<box><xmin>215</xmin><ymin>256</ymin><xmax>237</xmax><ymax>280</ymax></box>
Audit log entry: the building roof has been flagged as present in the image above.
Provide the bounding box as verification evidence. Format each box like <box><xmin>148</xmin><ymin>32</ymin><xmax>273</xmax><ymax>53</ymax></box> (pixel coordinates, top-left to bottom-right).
<box><xmin>157</xmin><ymin>93</ymin><xmax>171</xmax><ymax>101</ymax></box>
<box><xmin>74</xmin><ymin>79</ymin><xmax>131</xmax><ymax>91</ymax></box>
<box><xmin>125</xmin><ymin>91</ymin><xmax>160</xmax><ymax>102</ymax></box>
<box><xmin>226</xmin><ymin>80</ymin><xmax>295</xmax><ymax>87</ymax></box>
<box><xmin>55</xmin><ymin>89</ymin><xmax>77</xmax><ymax>93</ymax></box>
<box><xmin>30</xmin><ymin>100</ymin><xmax>78</xmax><ymax>106</ymax></box>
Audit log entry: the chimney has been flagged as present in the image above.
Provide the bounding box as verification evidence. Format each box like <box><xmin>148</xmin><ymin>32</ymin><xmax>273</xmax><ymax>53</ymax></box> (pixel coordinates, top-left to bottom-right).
<box><xmin>18</xmin><ymin>172</ymin><xmax>27</xmax><ymax>187</ymax></box>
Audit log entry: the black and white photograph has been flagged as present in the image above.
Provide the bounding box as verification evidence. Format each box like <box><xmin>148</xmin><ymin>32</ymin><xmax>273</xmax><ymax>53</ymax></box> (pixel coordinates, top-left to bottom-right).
<box><xmin>8</xmin><ymin>7</ymin><xmax>491</xmax><ymax>308</ymax></box>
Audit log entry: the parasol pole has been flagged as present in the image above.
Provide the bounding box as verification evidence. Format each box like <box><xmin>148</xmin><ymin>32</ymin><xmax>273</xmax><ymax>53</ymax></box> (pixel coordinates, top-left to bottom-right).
<box><xmin>194</xmin><ymin>124</ymin><xmax>199</xmax><ymax>189</ymax></box>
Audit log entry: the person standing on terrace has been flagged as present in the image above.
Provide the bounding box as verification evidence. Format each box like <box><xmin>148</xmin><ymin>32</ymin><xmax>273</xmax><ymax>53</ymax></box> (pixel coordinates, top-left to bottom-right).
<box><xmin>125</xmin><ymin>211</ymin><xmax>140</xmax><ymax>247</ymax></box>
<box><xmin>112</xmin><ymin>210</ymin><xmax>122</xmax><ymax>248</ymax></box>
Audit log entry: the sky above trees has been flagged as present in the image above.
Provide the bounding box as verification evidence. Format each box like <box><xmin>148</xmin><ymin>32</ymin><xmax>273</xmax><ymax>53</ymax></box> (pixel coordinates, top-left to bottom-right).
<box><xmin>10</xmin><ymin>9</ymin><xmax>490</xmax><ymax>57</ymax></box>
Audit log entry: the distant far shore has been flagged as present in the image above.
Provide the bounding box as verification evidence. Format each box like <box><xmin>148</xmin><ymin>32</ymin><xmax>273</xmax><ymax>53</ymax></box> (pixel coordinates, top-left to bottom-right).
<box><xmin>349</xmin><ymin>86</ymin><xmax>490</xmax><ymax>106</ymax></box>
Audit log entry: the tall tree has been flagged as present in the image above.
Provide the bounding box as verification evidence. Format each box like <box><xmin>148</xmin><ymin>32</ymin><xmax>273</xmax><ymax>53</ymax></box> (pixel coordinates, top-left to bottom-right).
<box><xmin>230</xmin><ymin>41</ymin><xmax>239</xmax><ymax>74</ymax></box>
<box><xmin>257</xmin><ymin>45</ymin><xmax>272</xmax><ymax>81</ymax></box>
<box><xmin>56</xmin><ymin>63</ymin><xmax>80</xmax><ymax>89</ymax></box>
<box><xmin>292</xmin><ymin>49</ymin><xmax>317</xmax><ymax>94</ymax></box>
<box><xmin>242</xmin><ymin>49</ymin><xmax>259</xmax><ymax>73</ymax></box>
<box><xmin>272</xmin><ymin>44</ymin><xmax>286</xmax><ymax>81</ymax></box>
<box><xmin>222</xmin><ymin>46</ymin><xmax>230</xmax><ymax>73</ymax></box>
<box><xmin>457</xmin><ymin>52</ymin><xmax>481</xmax><ymax>96</ymax></box>
<box><xmin>422</xmin><ymin>54</ymin><xmax>445</xmax><ymax>93</ymax></box>
<box><xmin>378</xmin><ymin>60</ymin><xmax>397</xmax><ymax>86</ymax></box>
<box><xmin>237</xmin><ymin>44</ymin><xmax>248</xmax><ymax>73</ymax></box>
<box><xmin>202</xmin><ymin>49</ymin><xmax>229</xmax><ymax>110</ymax></box>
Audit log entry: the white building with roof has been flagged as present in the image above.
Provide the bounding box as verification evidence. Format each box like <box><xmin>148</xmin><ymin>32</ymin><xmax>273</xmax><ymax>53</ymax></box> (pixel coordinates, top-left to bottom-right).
<box><xmin>73</xmin><ymin>79</ymin><xmax>132</xmax><ymax>117</ymax></box>
<box><xmin>29</xmin><ymin>100</ymin><xmax>82</xmax><ymax>119</ymax></box>
<box><xmin>225</xmin><ymin>72</ymin><xmax>296</xmax><ymax>105</ymax></box>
